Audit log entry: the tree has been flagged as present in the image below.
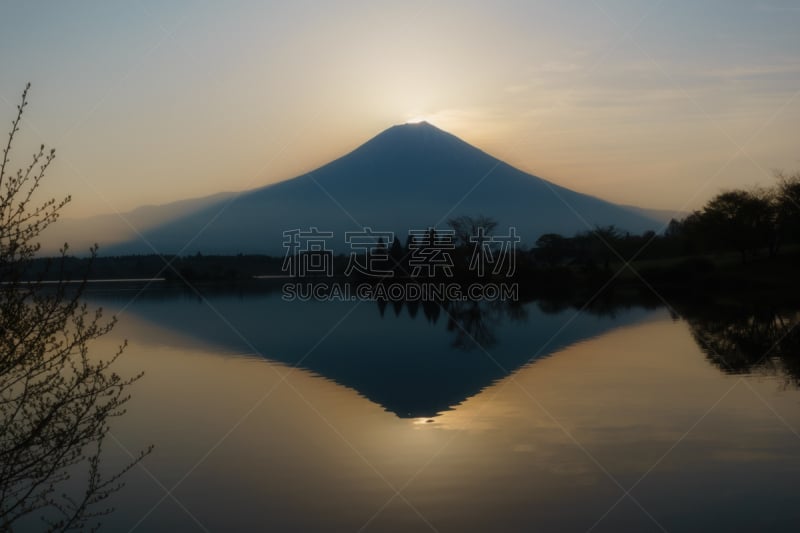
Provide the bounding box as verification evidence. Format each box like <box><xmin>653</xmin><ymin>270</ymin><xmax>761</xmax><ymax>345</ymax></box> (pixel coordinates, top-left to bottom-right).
<box><xmin>447</xmin><ymin>215</ymin><xmax>498</xmax><ymax>249</ymax></box>
<box><xmin>447</xmin><ymin>215</ymin><xmax>498</xmax><ymax>274</ymax></box>
<box><xmin>589</xmin><ymin>225</ymin><xmax>622</xmax><ymax>269</ymax></box>
<box><xmin>0</xmin><ymin>84</ymin><xmax>149</xmax><ymax>531</ymax></box>
<box><xmin>699</xmin><ymin>189</ymin><xmax>776</xmax><ymax>263</ymax></box>
<box><xmin>534</xmin><ymin>233</ymin><xmax>569</xmax><ymax>266</ymax></box>
<box><xmin>388</xmin><ymin>236</ymin><xmax>404</xmax><ymax>274</ymax></box>
<box><xmin>775</xmin><ymin>170</ymin><xmax>800</xmax><ymax>246</ymax></box>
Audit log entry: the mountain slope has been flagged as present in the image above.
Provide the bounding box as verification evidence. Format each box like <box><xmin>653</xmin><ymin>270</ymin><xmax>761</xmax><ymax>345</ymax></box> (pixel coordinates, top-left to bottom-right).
<box><xmin>40</xmin><ymin>191</ymin><xmax>237</xmax><ymax>255</ymax></box>
<box><xmin>104</xmin><ymin>121</ymin><xmax>658</xmax><ymax>255</ymax></box>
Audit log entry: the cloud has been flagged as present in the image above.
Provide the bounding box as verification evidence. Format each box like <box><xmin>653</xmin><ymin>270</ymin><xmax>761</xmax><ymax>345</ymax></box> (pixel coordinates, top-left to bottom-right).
<box><xmin>702</xmin><ymin>63</ymin><xmax>800</xmax><ymax>81</ymax></box>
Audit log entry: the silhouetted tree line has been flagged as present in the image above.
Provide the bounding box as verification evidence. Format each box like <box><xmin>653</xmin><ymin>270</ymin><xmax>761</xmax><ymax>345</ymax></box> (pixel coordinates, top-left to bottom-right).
<box><xmin>23</xmin><ymin>254</ymin><xmax>288</xmax><ymax>282</ymax></box>
<box><xmin>668</xmin><ymin>172</ymin><xmax>800</xmax><ymax>263</ymax></box>
<box><xmin>519</xmin><ymin>172</ymin><xmax>800</xmax><ymax>293</ymax></box>
<box><xmin>23</xmin><ymin>172</ymin><xmax>800</xmax><ymax>290</ymax></box>
<box><xmin>533</xmin><ymin>172</ymin><xmax>800</xmax><ymax>268</ymax></box>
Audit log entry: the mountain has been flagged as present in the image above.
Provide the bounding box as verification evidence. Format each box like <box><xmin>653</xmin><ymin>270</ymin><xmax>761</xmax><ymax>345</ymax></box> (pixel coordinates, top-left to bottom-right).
<box><xmin>69</xmin><ymin>122</ymin><xmax>660</xmax><ymax>256</ymax></box>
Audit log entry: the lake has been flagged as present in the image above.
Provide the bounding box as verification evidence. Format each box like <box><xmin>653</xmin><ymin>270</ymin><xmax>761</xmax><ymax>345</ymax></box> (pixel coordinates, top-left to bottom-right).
<box><xmin>68</xmin><ymin>283</ymin><xmax>800</xmax><ymax>532</ymax></box>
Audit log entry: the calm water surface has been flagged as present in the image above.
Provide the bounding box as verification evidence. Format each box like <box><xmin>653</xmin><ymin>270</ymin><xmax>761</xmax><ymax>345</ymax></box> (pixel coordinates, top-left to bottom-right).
<box><xmin>75</xmin><ymin>284</ymin><xmax>800</xmax><ymax>532</ymax></box>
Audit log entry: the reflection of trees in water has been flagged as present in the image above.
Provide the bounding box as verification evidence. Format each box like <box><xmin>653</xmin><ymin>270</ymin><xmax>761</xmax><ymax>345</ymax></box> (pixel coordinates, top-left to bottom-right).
<box><xmin>374</xmin><ymin>289</ymin><xmax>800</xmax><ymax>388</ymax></box>
<box><xmin>535</xmin><ymin>290</ymin><xmax>662</xmax><ymax>318</ymax></box>
<box><xmin>444</xmin><ymin>300</ymin><xmax>530</xmax><ymax>350</ymax></box>
<box><xmin>686</xmin><ymin>304</ymin><xmax>800</xmax><ymax>387</ymax></box>
<box><xmin>376</xmin><ymin>298</ymin><xmax>527</xmax><ymax>350</ymax></box>
<box><xmin>377</xmin><ymin>298</ymin><xmax>441</xmax><ymax>323</ymax></box>
<box><xmin>421</xmin><ymin>300</ymin><xmax>441</xmax><ymax>324</ymax></box>
<box><xmin>444</xmin><ymin>300</ymin><xmax>501</xmax><ymax>350</ymax></box>
<box><xmin>374</xmin><ymin>289</ymin><xmax>666</xmax><ymax>352</ymax></box>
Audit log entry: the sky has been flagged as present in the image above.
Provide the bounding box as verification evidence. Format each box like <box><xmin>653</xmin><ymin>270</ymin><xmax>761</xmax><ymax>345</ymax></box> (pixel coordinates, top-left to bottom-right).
<box><xmin>0</xmin><ymin>0</ymin><xmax>798</xmax><ymax>218</ymax></box>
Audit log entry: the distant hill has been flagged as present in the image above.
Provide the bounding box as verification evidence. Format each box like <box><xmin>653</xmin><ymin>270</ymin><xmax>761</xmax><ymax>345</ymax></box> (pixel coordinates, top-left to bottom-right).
<box><xmin>40</xmin><ymin>191</ymin><xmax>236</xmax><ymax>255</ymax></box>
<box><xmin>50</xmin><ymin>122</ymin><xmax>661</xmax><ymax>256</ymax></box>
<box><xmin>622</xmin><ymin>205</ymin><xmax>689</xmax><ymax>226</ymax></box>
